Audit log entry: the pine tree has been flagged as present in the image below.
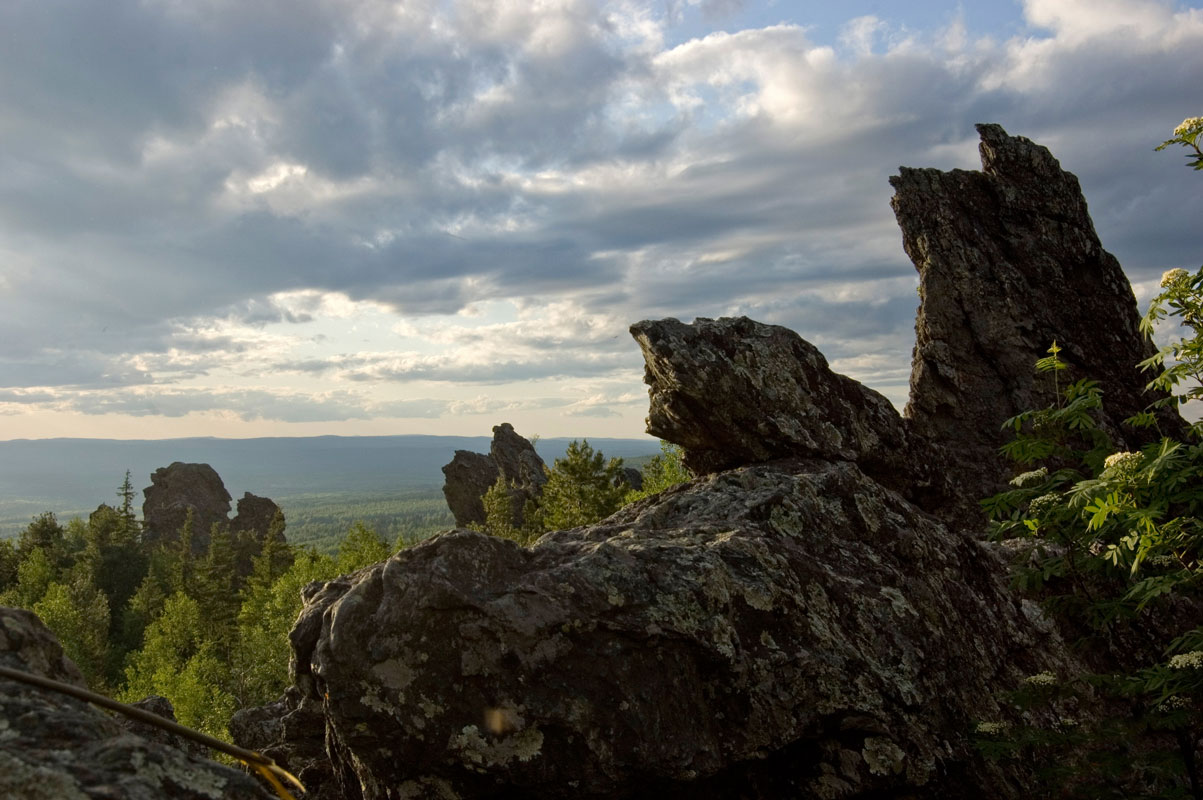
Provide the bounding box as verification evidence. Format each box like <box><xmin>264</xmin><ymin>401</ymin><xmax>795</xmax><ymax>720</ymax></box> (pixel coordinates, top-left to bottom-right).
<box><xmin>533</xmin><ymin>440</ymin><xmax>630</xmax><ymax>532</ymax></box>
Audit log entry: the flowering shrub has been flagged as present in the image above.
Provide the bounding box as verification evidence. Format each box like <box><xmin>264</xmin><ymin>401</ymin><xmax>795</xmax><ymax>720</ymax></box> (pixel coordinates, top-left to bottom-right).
<box><xmin>976</xmin><ymin>116</ymin><xmax>1203</xmax><ymax>798</ymax></box>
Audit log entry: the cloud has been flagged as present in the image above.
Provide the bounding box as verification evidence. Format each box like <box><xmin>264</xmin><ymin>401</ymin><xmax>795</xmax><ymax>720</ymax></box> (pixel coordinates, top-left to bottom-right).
<box><xmin>1</xmin><ymin>0</ymin><xmax>1200</xmax><ymax>435</ymax></box>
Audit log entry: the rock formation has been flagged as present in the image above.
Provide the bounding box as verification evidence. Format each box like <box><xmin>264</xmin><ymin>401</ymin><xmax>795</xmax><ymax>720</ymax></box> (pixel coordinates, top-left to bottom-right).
<box><xmin>630</xmin><ymin>316</ymin><xmax>913</xmax><ymax>489</ymax></box>
<box><xmin>0</xmin><ymin>606</ymin><xmax>272</xmax><ymax>800</ymax></box>
<box><xmin>261</xmin><ymin>461</ymin><xmax>1082</xmax><ymax>799</ymax></box>
<box><xmin>231</xmin><ymin>492</ymin><xmax>283</xmax><ymax>540</ymax></box>
<box><xmin>441</xmin><ymin>450</ymin><xmax>500</xmax><ymax>527</ymax></box>
<box><xmin>233</xmin><ymin>125</ymin><xmax>1171</xmax><ymax>798</ymax></box>
<box><xmin>142</xmin><ymin>462</ymin><xmax>232</xmax><ymax>551</ymax></box>
<box><xmin>441</xmin><ymin>423</ymin><xmax>547</xmax><ymax>528</ymax></box>
<box><xmin>891</xmin><ymin>122</ymin><xmax>1180</xmax><ymax>504</ymax></box>
<box><xmin>142</xmin><ymin>463</ymin><xmax>284</xmax><ymax>554</ymax></box>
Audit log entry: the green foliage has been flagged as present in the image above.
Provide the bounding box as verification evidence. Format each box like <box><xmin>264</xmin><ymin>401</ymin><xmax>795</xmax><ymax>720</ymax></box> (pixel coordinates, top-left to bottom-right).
<box><xmin>336</xmin><ymin>521</ymin><xmax>394</xmax><ymax>573</ymax></box>
<box><xmin>1</xmin><ymin>546</ymin><xmax>56</xmax><ymax>608</ymax></box>
<box><xmin>121</xmin><ymin>591</ymin><xmax>236</xmax><ymax>741</ymax></box>
<box><xmin>232</xmin><ymin>548</ymin><xmax>338</xmax><ymax>708</ymax></box>
<box><xmin>472</xmin><ymin>475</ymin><xmax>529</xmax><ymax>543</ymax></box>
<box><xmin>34</xmin><ymin>576</ymin><xmax>111</xmax><ymax>690</ymax></box>
<box><xmin>0</xmin><ymin>538</ymin><xmax>17</xmax><ymax>593</ymax></box>
<box><xmin>624</xmin><ymin>441</ymin><xmax>691</xmax><ymax>503</ymax></box>
<box><xmin>532</xmin><ymin>439</ymin><xmax>630</xmax><ymax>533</ymax></box>
<box><xmin>980</xmin><ymin>263</ymin><xmax>1203</xmax><ymax>797</ymax></box>
<box><xmin>1156</xmin><ymin>115</ymin><xmax>1203</xmax><ymax>170</ymax></box>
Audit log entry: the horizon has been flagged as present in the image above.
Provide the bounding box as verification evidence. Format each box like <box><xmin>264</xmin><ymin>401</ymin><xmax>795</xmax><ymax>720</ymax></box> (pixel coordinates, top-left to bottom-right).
<box><xmin>2</xmin><ymin>0</ymin><xmax>1201</xmax><ymax>441</ymax></box>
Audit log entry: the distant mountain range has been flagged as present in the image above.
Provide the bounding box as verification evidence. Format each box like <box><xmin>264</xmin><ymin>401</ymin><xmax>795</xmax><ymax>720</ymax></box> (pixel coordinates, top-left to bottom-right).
<box><xmin>0</xmin><ymin>434</ymin><xmax>663</xmax><ymax>536</ymax></box>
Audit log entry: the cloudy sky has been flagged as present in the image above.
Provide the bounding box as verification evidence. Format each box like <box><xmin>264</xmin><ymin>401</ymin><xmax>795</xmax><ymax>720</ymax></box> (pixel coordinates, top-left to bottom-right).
<box><xmin>1</xmin><ymin>0</ymin><xmax>1200</xmax><ymax>441</ymax></box>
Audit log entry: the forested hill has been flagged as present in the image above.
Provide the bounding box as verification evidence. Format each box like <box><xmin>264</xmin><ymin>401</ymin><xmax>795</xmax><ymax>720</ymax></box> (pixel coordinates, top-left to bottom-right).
<box><xmin>0</xmin><ymin>434</ymin><xmax>662</xmax><ymax>536</ymax></box>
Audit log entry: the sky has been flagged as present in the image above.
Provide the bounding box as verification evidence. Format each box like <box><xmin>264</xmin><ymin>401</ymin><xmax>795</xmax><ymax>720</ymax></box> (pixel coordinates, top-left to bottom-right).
<box><xmin>1</xmin><ymin>0</ymin><xmax>1200</xmax><ymax>442</ymax></box>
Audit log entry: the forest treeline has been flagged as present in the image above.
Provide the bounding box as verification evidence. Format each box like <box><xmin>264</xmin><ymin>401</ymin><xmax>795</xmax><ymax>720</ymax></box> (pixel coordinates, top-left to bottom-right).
<box><xmin>0</xmin><ymin>442</ymin><xmax>688</xmax><ymax>742</ymax></box>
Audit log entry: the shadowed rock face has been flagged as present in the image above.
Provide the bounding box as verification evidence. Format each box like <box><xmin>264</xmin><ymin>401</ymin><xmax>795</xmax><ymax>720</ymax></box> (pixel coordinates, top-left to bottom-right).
<box><xmin>891</xmin><ymin>122</ymin><xmax>1180</xmax><ymax>503</ymax></box>
<box><xmin>0</xmin><ymin>606</ymin><xmax>272</xmax><ymax>800</ymax></box>
<box><xmin>441</xmin><ymin>450</ymin><xmax>500</xmax><ymax>528</ymax></box>
<box><xmin>141</xmin><ymin>462</ymin><xmax>232</xmax><ymax>552</ymax></box>
<box><xmin>441</xmin><ymin>423</ymin><xmax>547</xmax><ymax>528</ymax></box>
<box><xmin>231</xmin><ymin>492</ymin><xmax>282</xmax><ymax>541</ymax></box>
<box><xmin>278</xmin><ymin>461</ymin><xmax>1079</xmax><ymax>799</ymax></box>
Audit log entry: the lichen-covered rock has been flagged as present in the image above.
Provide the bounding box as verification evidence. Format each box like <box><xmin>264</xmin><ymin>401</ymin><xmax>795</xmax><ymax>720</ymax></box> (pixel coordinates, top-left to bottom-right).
<box><xmin>280</xmin><ymin>460</ymin><xmax>1080</xmax><ymax>799</ymax></box>
<box><xmin>141</xmin><ymin>462</ymin><xmax>233</xmax><ymax>552</ymax></box>
<box><xmin>441</xmin><ymin>450</ymin><xmax>500</xmax><ymax>528</ymax></box>
<box><xmin>0</xmin><ymin>606</ymin><xmax>272</xmax><ymax>800</ymax></box>
<box><xmin>231</xmin><ymin>689</ymin><xmax>338</xmax><ymax>800</ymax></box>
<box><xmin>891</xmin><ymin>123</ymin><xmax>1181</xmax><ymax>504</ymax></box>
<box><xmin>116</xmin><ymin>695</ymin><xmax>207</xmax><ymax>759</ymax></box>
<box><xmin>630</xmin><ymin>317</ymin><xmax>912</xmax><ymax>491</ymax></box>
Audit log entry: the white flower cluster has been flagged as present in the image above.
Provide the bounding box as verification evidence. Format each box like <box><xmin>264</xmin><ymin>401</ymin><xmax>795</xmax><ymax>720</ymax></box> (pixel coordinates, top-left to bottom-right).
<box><xmin>1158</xmin><ymin>695</ymin><xmax>1190</xmax><ymax>712</ymax></box>
<box><xmin>1103</xmin><ymin>451</ymin><xmax>1143</xmax><ymax>476</ymax></box>
<box><xmin>1168</xmin><ymin>651</ymin><xmax>1203</xmax><ymax>670</ymax></box>
<box><xmin>1024</xmin><ymin>671</ymin><xmax>1058</xmax><ymax>687</ymax></box>
<box><xmin>1173</xmin><ymin>116</ymin><xmax>1203</xmax><ymax>137</ymax></box>
<box><xmin>1010</xmin><ymin>467</ymin><xmax>1048</xmax><ymax>488</ymax></box>
<box><xmin>1027</xmin><ymin>493</ymin><xmax>1061</xmax><ymax>520</ymax></box>
<box><xmin>1161</xmin><ymin>268</ymin><xmax>1190</xmax><ymax>289</ymax></box>
<box><xmin>975</xmin><ymin>721</ymin><xmax>1009</xmax><ymax>735</ymax></box>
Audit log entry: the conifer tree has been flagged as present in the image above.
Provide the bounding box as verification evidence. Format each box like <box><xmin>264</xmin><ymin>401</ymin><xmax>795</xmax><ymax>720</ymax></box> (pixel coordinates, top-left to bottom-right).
<box><xmin>533</xmin><ymin>440</ymin><xmax>630</xmax><ymax>532</ymax></box>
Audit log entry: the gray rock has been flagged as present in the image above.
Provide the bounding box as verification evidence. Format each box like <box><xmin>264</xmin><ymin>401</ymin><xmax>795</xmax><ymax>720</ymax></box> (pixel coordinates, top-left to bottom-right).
<box><xmin>116</xmin><ymin>695</ymin><xmax>207</xmax><ymax>759</ymax></box>
<box><xmin>141</xmin><ymin>462</ymin><xmax>232</xmax><ymax>553</ymax></box>
<box><xmin>279</xmin><ymin>460</ymin><xmax>1081</xmax><ymax>799</ymax></box>
<box><xmin>231</xmin><ymin>690</ymin><xmax>338</xmax><ymax>800</ymax></box>
<box><xmin>489</xmin><ymin>422</ymin><xmax>548</xmax><ymax>526</ymax></box>
<box><xmin>0</xmin><ymin>606</ymin><xmax>273</xmax><ymax>800</ymax></box>
<box><xmin>441</xmin><ymin>423</ymin><xmax>548</xmax><ymax>528</ymax></box>
<box><xmin>230</xmin><ymin>492</ymin><xmax>283</xmax><ymax>542</ymax></box>
<box><xmin>622</xmin><ymin>466</ymin><xmax>643</xmax><ymax>492</ymax></box>
<box><xmin>441</xmin><ymin>450</ymin><xmax>500</xmax><ymax>528</ymax></box>
<box><xmin>891</xmin><ymin>122</ymin><xmax>1181</xmax><ymax>506</ymax></box>
<box><xmin>630</xmin><ymin>316</ymin><xmax>913</xmax><ymax>495</ymax></box>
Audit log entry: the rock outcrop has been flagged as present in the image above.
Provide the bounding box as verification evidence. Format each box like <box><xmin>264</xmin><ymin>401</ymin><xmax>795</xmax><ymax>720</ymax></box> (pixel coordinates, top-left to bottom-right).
<box><xmin>231</xmin><ymin>689</ymin><xmax>337</xmax><ymax>800</ymax></box>
<box><xmin>142</xmin><ymin>463</ymin><xmax>284</xmax><ymax>554</ymax></box>
<box><xmin>236</xmin><ymin>125</ymin><xmax>1168</xmax><ymax>798</ymax></box>
<box><xmin>630</xmin><ymin>316</ymin><xmax>913</xmax><ymax>493</ymax></box>
<box><xmin>142</xmin><ymin>462</ymin><xmax>233</xmax><ymax>551</ymax></box>
<box><xmin>231</xmin><ymin>492</ymin><xmax>282</xmax><ymax>540</ymax></box>
<box><xmin>441</xmin><ymin>450</ymin><xmax>500</xmax><ymax>528</ymax></box>
<box><xmin>0</xmin><ymin>606</ymin><xmax>272</xmax><ymax>800</ymax></box>
<box><xmin>441</xmin><ymin>423</ymin><xmax>547</xmax><ymax>528</ymax></box>
<box><xmin>891</xmin><ymin>122</ymin><xmax>1180</xmax><ymax>503</ymax></box>
<box><xmin>267</xmin><ymin>461</ymin><xmax>1080</xmax><ymax>799</ymax></box>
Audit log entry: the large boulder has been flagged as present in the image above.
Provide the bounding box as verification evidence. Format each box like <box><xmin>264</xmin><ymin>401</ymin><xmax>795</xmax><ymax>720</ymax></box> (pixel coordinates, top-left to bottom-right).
<box><xmin>141</xmin><ymin>462</ymin><xmax>232</xmax><ymax>552</ymax></box>
<box><xmin>630</xmin><ymin>316</ymin><xmax>913</xmax><ymax>492</ymax></box>
<box><xmin>0</xmin><ymin>606</ymin><xmax>272</xmax><ymax>800</ymax></box>
<box><xmin>891</xmin><ymin>122</ymin><xmax>1180</xmax><ymax>504</ymax></box>
<box><xmin>269</xmin><ymin>460</ymin><xmax>1080</xmax><ymax>799</ymax></box>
